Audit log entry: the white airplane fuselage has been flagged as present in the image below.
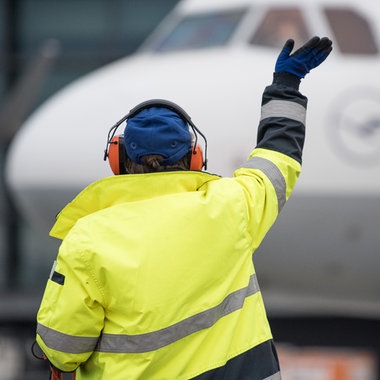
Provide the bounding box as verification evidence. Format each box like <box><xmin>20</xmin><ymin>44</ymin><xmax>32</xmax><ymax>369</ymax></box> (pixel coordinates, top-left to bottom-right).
<box><xmin>5</xmin><ymin>0</ymin><xmax>380</xmax><ymax>318</ymax></box>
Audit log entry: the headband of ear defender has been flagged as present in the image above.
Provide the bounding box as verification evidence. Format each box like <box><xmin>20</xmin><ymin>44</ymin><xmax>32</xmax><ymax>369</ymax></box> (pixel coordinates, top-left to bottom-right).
<box><xmin>104</xmin><ymin>99</ymin><xmax>208</xmax><ymax>175</ymax></box>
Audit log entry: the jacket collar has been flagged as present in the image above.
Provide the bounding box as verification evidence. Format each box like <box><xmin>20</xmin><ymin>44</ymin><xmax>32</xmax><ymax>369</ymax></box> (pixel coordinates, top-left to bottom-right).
<box><xmin>50</xmin><ymin>171</ymin><xmax>219</xmax><ymax>240</ymax></box>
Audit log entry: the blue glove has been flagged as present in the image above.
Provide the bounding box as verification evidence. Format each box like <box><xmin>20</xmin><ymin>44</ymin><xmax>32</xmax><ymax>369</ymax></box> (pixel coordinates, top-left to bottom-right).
<box><xmin>275</xmin><ymin>36</ymin><xmax>333</xmax><ymax>78</ymax></box>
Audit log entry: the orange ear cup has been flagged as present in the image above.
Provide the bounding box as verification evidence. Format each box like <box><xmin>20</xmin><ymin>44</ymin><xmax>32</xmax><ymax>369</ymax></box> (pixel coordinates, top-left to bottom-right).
<box><xmin>190</xmin><ymin>145</ymin><xmax>204</xmax><ymax>171</ymax></box>
<box><xmin>108</xmin><ymin>136</ymin><xmax>122</xmax><ymax>175</ymax></box>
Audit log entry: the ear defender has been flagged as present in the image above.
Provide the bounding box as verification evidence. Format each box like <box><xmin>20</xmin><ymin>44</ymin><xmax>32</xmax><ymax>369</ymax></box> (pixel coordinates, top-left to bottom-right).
<box><xmin>189</xmin><ymin>145</ymin><xmax>204</xmax><ymax>171</ymax></box>
<box><xmin>108</xmin><ymin>135</ymin><xmax>127</xmax><ymax>175</ymax></box>
<box><xmin>108</xmin><ymin>135</ymin><xmax>204</xmax><ymax>174</ymax></box>
<box><xmin>104</xmin><ymin>99</ymin><xmax>208</xmax><ymax>174</ymax></box>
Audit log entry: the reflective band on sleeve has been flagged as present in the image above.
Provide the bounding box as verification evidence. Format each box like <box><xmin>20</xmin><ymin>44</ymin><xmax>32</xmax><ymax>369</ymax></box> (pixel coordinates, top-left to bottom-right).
<box><xmin>37</xmin><ymin>324</ymin><xmax>99</xmax><ymax>354</ymax></box>
<box><xmin>264</xmin><ymin>372</ymin><xmax>282</xmax><ymax>380</ymax></box>
<box><xmin>261</xmin><ymin>99</ymin><xmax>306</xmax><ymax>124</ymax></box>
<box><xmin>242</xmin><ymin>157</ymin><xmax>286</xmax><ymax>213</ymax></box>
<box><xmin>96</xmin><ymin>274</ymin><xmax>260</xmax><ymax>353</ymax></box>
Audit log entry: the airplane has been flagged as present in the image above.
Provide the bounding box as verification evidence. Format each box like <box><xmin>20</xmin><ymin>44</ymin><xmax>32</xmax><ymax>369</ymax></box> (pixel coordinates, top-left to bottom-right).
<box><xmin>4</xmin><ymin>0</ymin><xmax>380</xmax><ymax>325</ymax></box>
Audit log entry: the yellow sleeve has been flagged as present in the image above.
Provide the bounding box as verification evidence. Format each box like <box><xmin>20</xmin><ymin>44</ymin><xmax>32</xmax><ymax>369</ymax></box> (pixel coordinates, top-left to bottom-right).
<box><xmin>36</xmin><ymin>225</ymin><xmax>105</xmax><ymax>372</ymax></box>
<box><xmin>233</xmin><ymin>147</ymin><xmax>301</xmax><ymax>250</ymax></box>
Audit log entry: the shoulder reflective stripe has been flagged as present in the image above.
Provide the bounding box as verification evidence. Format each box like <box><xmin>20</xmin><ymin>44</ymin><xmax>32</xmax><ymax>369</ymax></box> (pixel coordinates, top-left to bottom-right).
<box><xmin>96</xmin><ymin>274</ymin><xmax>260</xmax><ymax>353</ymax></box>
<box><xmin>264</xmin><ymin>371</ymin><xmax>282</xmax><ymax>380</ymax></box>
<box><xmin>37</xmin><ymin>323</ymin><xmax>98</xmax><ymax>354</ymax></box>
<box><xmin>261</xmin><ymin>99</ymin><xmax>306</xmax><ymax>125</ymax></box>
<box><xmin>243</xmin><ymin>157</ymin><xmax>286</xmax><ymax>213</ymax></box>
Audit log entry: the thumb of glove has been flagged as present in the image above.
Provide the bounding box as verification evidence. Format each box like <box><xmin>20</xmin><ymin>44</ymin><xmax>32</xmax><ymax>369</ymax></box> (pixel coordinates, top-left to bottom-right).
<box><xmin>275</xmin><ymin>39</ymin><xmax>295</xmax><ymax>73</ymax></box>
<box><xmin>279</xmin><ymin>39</ymin><xmax>295</xmax><ymax>59</ymax></box>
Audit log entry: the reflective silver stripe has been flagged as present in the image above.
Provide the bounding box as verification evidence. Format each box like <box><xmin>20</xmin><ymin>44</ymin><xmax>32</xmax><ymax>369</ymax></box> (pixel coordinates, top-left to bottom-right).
<box><xmin>261</xmin><ymin>99</ymin><xmax>306</xmax><ymax>124</ymax></box>
<box><xmin>243</xmin><ymin>156</ymin><xmax>286</xmax><ymax>213</ymax></box>
<box><xmin>37</xmin><ymin>323</ymin><xmax>98</xmax><ymax>353</ymax></box>
<box><xmin>96</xmin><ymin>274</ymin><xmax>260</xmax><ymax>353</ymax></box>
<box><xmin>264</xmin><ymin>371</ymin><xmax>282</xmax><ymax>380</ymax></box>
<box><xmin>37</xmin><ymin>275</ymin><xmax>259</xmax><ymax>355</ymax></box>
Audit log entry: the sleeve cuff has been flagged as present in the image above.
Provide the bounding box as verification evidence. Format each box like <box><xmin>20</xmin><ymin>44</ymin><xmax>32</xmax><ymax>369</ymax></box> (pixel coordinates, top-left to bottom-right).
<box><xmin>273</xmin><ymin>72</ymin><xmax>301</xmax><ymax>90</ymax></box>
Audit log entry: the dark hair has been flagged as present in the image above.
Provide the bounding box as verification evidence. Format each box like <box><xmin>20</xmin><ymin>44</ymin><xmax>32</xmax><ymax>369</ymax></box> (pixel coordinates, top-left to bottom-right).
<box><xmin>124</xmin><ymin>152</ymin><xmax>191</xmax><ymax>174</ymax></box>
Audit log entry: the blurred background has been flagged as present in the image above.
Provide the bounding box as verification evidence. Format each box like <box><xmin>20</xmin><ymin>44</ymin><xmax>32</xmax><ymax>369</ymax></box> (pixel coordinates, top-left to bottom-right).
<box><xmin>0</xmin><ymin>1</ymin><xmax>379</xmax><ymax>379</ymax></box>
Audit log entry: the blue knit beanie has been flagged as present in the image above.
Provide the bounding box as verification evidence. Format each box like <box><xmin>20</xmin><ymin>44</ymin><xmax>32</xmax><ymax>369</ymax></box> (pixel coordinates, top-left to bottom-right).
<box><xmin>124</xmin><ymin>107</ymin><xmax>191</xmax><ymax>165</ymax></box>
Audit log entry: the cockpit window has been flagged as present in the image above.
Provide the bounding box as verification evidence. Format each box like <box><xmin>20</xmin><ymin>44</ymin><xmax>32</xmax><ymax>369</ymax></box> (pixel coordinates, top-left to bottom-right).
<box><xmin>324</xmin><ymin>8</ymin><xmax>378</xmax><ymax>55</ymax></box>
<box><xmin>150</xmin><ymin>9</ymin><xmax>246</xmax><ymax>53</ymax></box>
<box><xmin>249</xmin><ymin>8</ymin><xmax>310</xmax><ymax>48</ymax></box>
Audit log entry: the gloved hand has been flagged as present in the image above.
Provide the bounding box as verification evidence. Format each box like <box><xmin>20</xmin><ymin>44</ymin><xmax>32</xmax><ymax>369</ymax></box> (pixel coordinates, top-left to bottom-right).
<box><xmin>275</xmin><ymin>36</ymin><xmax>333</xmax><ymax>79</ymax></box>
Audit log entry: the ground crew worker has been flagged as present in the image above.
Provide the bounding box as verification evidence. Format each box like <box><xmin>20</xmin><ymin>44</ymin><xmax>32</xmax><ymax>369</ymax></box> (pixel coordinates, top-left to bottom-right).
<box><xmin>35</xmin><ymin>36</ymin><xmax>332</xmax><ymax>379</ymax></box>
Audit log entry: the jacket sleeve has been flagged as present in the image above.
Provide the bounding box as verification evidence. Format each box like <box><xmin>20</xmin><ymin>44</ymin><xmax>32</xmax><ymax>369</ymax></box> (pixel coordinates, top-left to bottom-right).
<box><xmin>234</xmin><ymin>73</ymin><xmax>307</xmax><ymax>249</ymax></box>
<box><xmin>256</xmin><ymin>72</ymin><xmax>307</xmax><ymax>164</ymax></box>
<box><xmin>36</xmin><ymin>225</ymin><xmax>105</xmax><ymax>372</ymax></box>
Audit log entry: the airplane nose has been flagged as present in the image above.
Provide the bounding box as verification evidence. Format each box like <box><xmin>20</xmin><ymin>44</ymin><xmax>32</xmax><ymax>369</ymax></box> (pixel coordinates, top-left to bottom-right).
<box><xmin>4</xmin><ymin>60</ymin><xmax>133</xmax><ymax>232</ymax></box>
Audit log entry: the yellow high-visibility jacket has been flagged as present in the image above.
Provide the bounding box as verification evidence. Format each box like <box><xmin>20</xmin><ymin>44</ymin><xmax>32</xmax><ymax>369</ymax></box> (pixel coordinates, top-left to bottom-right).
<box><xmin>36</xmin><ymin>80</ymin><xmax>307</xmax><ymax>380</ymax></box>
